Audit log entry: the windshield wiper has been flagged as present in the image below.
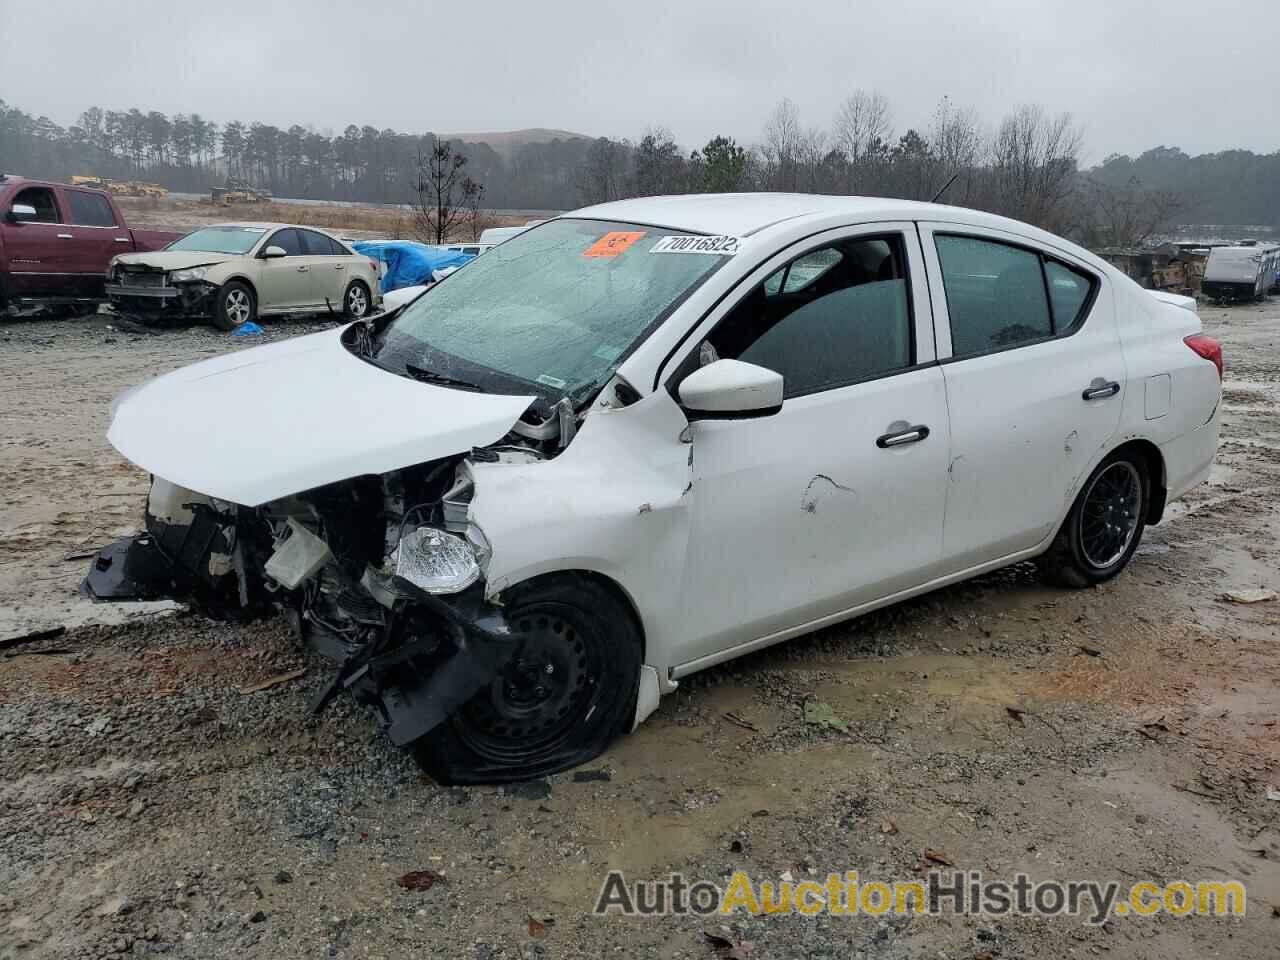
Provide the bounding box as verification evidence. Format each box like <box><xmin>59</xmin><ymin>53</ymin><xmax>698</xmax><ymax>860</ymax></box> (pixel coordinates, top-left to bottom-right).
<box><xmin>403</xmin><ymin>362</ymin><xmax>485</xmax><ymax>392</ymax></box>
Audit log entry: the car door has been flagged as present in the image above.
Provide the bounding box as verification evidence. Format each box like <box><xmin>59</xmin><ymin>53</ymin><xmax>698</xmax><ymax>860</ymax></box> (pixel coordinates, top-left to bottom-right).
<box><xmin>2</xmin><ymin>185</ymin><xmax>69</xmax><ymax>298</ymax></box>
<box><xmin>255</xmin><ymin>228</ymin><xmax>312</xmax><ymax>312</ymax></box>
<box><xmin>669</xmin><ymin>225</ymin><xmax>951</xmax><ymax>668</ymax></box>
<box><xmin>299</xmin><ymin>229</ymin><xmax>348</xmax><ymax>308</ymax></box>
<box><xmin>63</xmin><ymin>188</ymin><xmax>122</xmax><ymax>298</ymax></box>
<box><xmin>918</xmin><ymin>223</ymin><xmax>1124</xmax><ymax>571</ymax></box>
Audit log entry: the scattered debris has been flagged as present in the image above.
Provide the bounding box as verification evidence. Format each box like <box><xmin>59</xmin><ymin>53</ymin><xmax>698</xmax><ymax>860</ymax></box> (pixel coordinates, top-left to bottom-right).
<box><xmin>1005</xmin><ymin>706</ymin><xmax>1027</xmax><ymax>724</ymax></box>
<box><xmin>1077</xmin><ymin>644</ymin><xmax>1104</xmax><ymax>658</ymax></box>
<box><xmin>1220</xmin><ymin>589</ymin><xmax>1277</xmax><ymax>604</ymax></box>
<box><xmin>504</xmin><ymin>780</ymin><xmax>551</xmax><ymax>801</ymax></box>
<box><xmin>396</xmin><ymin>870</ymin><xmax>443</xmax><ymax>891</ymax></box>
<box><xmin>61</xmin><ymin>547</ymin><xmax>98</xmax><ymax>561</ymax></box>
<box><xmin>724</xmin><ymin>711</ymin><xmax>759</xmax><ymax>732</ymax></box>
<box><xmin>923</xmin><ymin>849</ymin><xmax>954</xmax><ymax>866</ymax></box>
<box><xmin>803</xmin><ymin>700</ymin><xmax>849</xmax><ymax>733</ymax></box>
<box><xmin>1266</xmin><ymin>786</ymin><xmax>1280</xmax><ymax>802</ymax></box>
<box><xmin>4</xmin><ymin>647</ymin><xmax>72</xmax><ymax>659</ymax></box>
<box><xmin>248</xmin><ymin>910</ymin><xmax>267</xmax><ymax>924</ymax></box>
<box><xmin>231</xmin><ymin>321</ymin><xmax>264</xmax><ymax>337</ymax></box>
<box><xmin>703</xmin><ymin>927</ymin><xmax>753</xmax><ymax>959</ymax></box>
<box><xmin>881</xmin><ymin>820</ymin><xmax>899</xmax><ymax>835</ymax></box>
<box><xmin>526</xmin><ymin>914</ymin><xmax>553</xmax><ymax>938</ymax></box>
<box><xmin>0</xmin><ymin>625</ymin><xmax>67</xmax><ymax>651</ymax></box>
<box><xmin>572</xmin><ymin>769</ymin><xmax>611</xmax><ymax>783</ymax></box>
<box><xmin>273</xmin><ymin>870</ymin><xmax>293</xmax><ymax>884</ymax></box>
<box><xmin>237</xmin><ymin>668</ymin><xmax>306</xmax><ymax>695</ymax></box>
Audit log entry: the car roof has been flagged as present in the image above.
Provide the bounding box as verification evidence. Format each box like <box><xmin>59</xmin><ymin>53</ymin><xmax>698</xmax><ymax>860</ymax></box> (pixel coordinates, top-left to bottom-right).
<box><xmin>568</xmin><ymin>193</ymin><xmax>1038</xmax><ymax>239</ymax></box>
<box><xmin>205</xmin><ymin>221</ymin><xmax>338</xmax><ymax>235</ymax></box>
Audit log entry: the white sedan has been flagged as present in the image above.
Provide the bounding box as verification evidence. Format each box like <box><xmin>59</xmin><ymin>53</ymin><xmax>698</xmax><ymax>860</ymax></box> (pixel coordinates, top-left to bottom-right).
<box><xmin>84</xmin><ymin>194</ymin><xmax>1222</xmax><ymax>783</ymax></box>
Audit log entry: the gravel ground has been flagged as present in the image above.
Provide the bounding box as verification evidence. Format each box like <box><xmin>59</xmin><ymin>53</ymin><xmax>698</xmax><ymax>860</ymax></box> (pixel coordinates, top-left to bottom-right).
<box><xmin>1</xmin><ymin>302</ymin><xmax>1278</xmax><ymax>959</ymax></box>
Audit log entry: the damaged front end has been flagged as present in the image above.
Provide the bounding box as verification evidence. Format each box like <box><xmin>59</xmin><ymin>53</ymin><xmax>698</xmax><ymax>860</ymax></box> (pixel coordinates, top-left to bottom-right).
<box><xmin>105</xmin><ymin>263</ymin><xmax>219</xmax><ymax>322</ymax></box>
<box><xmin>83</xmin><ymin>445</ymin><xmax>552</xmax><ymax>778</ymax></box>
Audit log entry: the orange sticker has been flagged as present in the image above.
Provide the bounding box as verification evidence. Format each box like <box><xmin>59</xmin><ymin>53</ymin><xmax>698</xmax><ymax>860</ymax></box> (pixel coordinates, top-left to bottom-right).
<box><xmin>583</xmin><ymin>231</ymin><xmax>645</xmax><ymax>258</ymax></box>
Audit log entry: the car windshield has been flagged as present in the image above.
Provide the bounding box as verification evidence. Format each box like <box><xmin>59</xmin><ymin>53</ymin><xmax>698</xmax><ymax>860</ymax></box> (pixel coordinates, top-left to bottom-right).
<box><xmin>373</xmin><ymin>218</ymin><xmax>730</xmax><ymax>403</ymax></box>
<box><xmin>166</xmin><ymin>225</ymin><xmax>267</xmax><ymax>255</ymax></box>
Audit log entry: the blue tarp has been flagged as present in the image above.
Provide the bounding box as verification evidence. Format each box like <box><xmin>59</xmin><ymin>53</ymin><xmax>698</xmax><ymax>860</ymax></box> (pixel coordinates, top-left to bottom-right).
<box><xmin>352</xmin><ymin>240</ymin><xmax>475</xmax><ymax>293</ymax></box>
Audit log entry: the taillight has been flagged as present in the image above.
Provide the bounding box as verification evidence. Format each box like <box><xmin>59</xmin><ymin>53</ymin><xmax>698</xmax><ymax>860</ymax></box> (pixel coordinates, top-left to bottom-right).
<box><xmin>1184</xmin><ymin>334</ymin><xmax>1223</xmax><ymax>380</ymax></box>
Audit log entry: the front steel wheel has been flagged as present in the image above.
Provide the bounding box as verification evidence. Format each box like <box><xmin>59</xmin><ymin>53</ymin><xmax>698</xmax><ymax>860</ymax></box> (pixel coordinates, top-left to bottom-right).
<box><xmin>412</xmin><ymin>575</ymin><xmax>641</xmax><ymax>784</ymax></box>
<box><xmin>1039</xmin><ymin>450</ymin><xmax>1149</xmax><ymax>588</ymax></box>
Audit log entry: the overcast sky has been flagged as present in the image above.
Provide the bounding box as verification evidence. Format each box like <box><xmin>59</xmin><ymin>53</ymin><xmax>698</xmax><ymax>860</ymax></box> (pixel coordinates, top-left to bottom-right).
<box><xmin>2</xmin><ymin>0</ymin><xmax>1274</xmax><ymax>162</ymax></box>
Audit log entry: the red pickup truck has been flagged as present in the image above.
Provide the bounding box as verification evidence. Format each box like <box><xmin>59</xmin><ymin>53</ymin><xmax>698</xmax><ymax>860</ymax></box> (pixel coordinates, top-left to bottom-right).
<box><xmin>0</xmin><ymin>174</ymin><xmax>183</xmax><ymax>316</ymax></box>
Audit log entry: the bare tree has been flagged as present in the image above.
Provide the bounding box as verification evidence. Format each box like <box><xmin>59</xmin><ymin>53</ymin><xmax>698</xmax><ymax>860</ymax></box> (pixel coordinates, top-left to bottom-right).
<box><xmin>577</xmin><ymin>137</ymin><xmax>631</xmax><ymax>204</ymax></box>
<box><xmin>927</xmin><ymin>97</ymin><xmax>984</xmax><ymax>203</ymax></box>
<box><xmin>986</xmin><ymin>104</ymin><xmax>1083</xmax><ymax>231</ymax></box>
<box><xmin>833</xmin><ymin>90</ymin><xmax>893</xmax><ymax>193</ymax></box>
<box><xmin>760</xmin><ymin>98</ymin><xmax>803</xmax><ymax>191</ymax></box>
<box><xmin>461</xmin><ymin>176</ymin><xmax>485</xmax><ymax>241</ymax></box>
<box><xmin>412</xmin><ymin>139</ymin><xmax>471</xmax><ymax>244</ymax></box>
<box><xmin>1085</xmin><ymin>176</ymin><xmax>1183</xmax><ymax>248</ymax></box>
<box><xmin>632</xmin><ymin>127</ymin><xmax>685</xmax><ymax>196</ymax></box>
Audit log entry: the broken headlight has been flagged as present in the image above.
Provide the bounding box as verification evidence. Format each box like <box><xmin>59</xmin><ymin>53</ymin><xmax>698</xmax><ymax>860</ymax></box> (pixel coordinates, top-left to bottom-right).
<box><xmin>169</xmin><ymin>267</ymin><xmax>209</xmax><ymax>283</ymax></box>
<box><xmin>394</xmin><ymin>526</ymin><xmax>480</xmax><ymax>595</ymax></box>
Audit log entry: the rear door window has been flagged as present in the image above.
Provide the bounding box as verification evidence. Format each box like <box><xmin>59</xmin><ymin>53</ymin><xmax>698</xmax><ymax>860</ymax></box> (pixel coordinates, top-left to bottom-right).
<box><xmin>935</xmin><ymin>236</ymin><xmax>1053</xmax><ymax>357</ymax></box>
<box><xmin>66</xmin><ymin>190</ymin><xmax>117</xmax><ymax>226</ymax></box>
<box><xmin>300</xmin><ymin>229</ymin><xmax>340</xmax><ymax>256</ymax></box>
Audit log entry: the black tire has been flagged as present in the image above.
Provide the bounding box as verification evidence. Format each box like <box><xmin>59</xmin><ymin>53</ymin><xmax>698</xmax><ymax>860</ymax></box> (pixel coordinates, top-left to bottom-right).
<box><xmin>213</xmin><ymin>281</ymin><xmax>255</xmax><ymax>331</ymax></box>
<box><xmin>342</xmin><ymin>280</ymin><xmax>371</xmax><ymax>319</ymax></box>
<box><xmin>1038</xmin><ymin>449</ymin><xmax>1148</xmax><ymax>588</ymax></box>
<box><xmin>413</xmin><ymin>575</ymin><xmax>642</xmax><ymax>785</ymax></box>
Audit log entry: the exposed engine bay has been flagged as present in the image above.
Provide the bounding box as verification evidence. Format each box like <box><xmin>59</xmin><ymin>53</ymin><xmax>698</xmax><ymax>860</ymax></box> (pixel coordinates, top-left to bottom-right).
<box><xmin>82</xmin><ymin>393</ymin><xmax>597</xmax><ymax>783</ymax></box>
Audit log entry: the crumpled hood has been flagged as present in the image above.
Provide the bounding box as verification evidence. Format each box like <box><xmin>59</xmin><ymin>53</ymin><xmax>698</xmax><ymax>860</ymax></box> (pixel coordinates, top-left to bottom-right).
<box><xmin>108</xmin><ymin>327</ymin><xmax>536</xmax><ymax>506</ymax></box>
<box><xmin>112</xmin><ymin>251</ymin><xmax>238</xmax><ymax>271</ymax></box>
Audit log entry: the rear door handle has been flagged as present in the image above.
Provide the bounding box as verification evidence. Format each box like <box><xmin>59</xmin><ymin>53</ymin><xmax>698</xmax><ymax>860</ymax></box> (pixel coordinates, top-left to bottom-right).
<box><xmin>876</xmin><ymin>424</ymin><xmax>930</xmax><ymax>448</ymax></box>
<box><xmin>296</xmin><ymin>265</ymin><xmax>309</xmax><ymax>272</ymax></box>
<box><xmin>57</xmin><ymin>233</ymin><xmax>74</xmax><ymax>239</ymax></box>
<box><xmin>113</xmin><ymin>237</ymin><xmax>130</xmax><ymax>243</ymax></box>
<box><xmin>1082</xmin><ymin>380</ymin><xmax>1120</xmax><ymax>401</ymax></box>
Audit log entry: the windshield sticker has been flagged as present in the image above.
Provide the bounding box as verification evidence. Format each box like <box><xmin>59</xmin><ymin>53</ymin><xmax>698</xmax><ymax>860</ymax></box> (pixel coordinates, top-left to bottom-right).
<box><xmin>536</xmin><ymin>373</ymin><xmax>567</xmax><ymax>388</ymax></box>
<box><xmin>650</xmin><ymin>235</ymin><xmax>741</xmax><ymax>255</ymax></box>
<box><xmin>592</xmin><ymin>344</ymin><xmax>623</xmax><ymax>363</ymax></box>
<box><xmin>583</xmin><ymin>231</ymin><xmax>646</xmax><ymax>258</ymax></box>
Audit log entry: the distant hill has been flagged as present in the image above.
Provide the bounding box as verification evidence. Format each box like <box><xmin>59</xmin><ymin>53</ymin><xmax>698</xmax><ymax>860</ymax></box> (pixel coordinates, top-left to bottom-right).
<box><xmin>443</xmin><ymin>128</ymin><xmax>592</xmax><ymax>155</ymax></box>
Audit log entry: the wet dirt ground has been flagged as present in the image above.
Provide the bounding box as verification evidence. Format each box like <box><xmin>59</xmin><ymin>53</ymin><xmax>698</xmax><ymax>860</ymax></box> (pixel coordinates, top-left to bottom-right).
<box><xmin>1</xmin><ymin>303</ymin><xmax>1278</xmax><ymax>959</ymax></box>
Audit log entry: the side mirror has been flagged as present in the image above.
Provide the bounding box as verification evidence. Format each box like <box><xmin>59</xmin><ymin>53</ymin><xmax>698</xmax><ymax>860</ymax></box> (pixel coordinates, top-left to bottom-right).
<box><xmin>6</xmin><ymin>203</ymin><xmax>38</xmax><ymax>223</ymax></box>
<box><xmin>261</xmin><ymin>245</ymin><xmax>287</xmax><ymax>259</ymax></box>
<box><xmin>678</xmin><ymin>358</ymin><xmax>783</xmax><ymax>420</ymax></box>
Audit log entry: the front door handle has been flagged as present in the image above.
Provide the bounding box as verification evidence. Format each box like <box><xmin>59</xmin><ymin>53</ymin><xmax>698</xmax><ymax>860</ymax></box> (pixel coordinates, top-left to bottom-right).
<box><xmin>57</xmin><ymin>233</ymin><xmax>74</xmax><ymax>239</ymax></box>
<box><xmin>334</xmin><ymin>263</ymin><xmax>346</xmax><ymax>270</ymax></box>
<box><xmin>113</xmin><ymin>237</ymin><xmax>130</xmax><ymax>243</ymax></box>
<box><xmin>296</xmin><ymin>265</ymin><xmax>309</xmax><ymax>272</ymax></box>
<box><xmin>1082</xmin><ymin>380</ymin><xmax>1120</xmax><ymax>401</ymax></box>
<box><xmin>876</xmin><ymin>424</ymin><xmax>930</xmax><ymax>448</ymax></box>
